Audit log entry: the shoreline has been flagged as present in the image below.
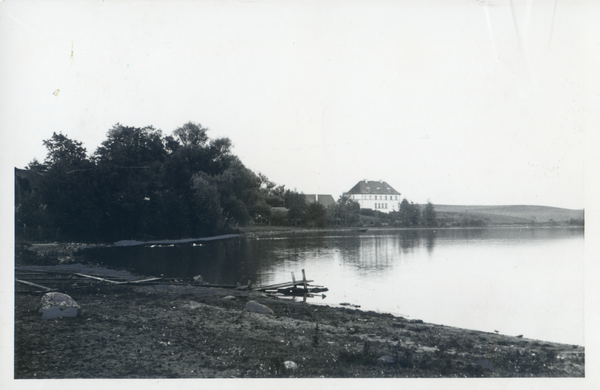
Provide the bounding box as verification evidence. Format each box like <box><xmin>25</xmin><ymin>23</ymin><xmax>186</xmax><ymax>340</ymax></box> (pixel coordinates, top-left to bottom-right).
<box><xmin>15</xmin><ymin>284</ymin><xmax>585</xmax><ymax>378</ymax></box>
<box><xmin>238</xmin><ymin>224</ymin><xmax>585</xmax><ymax>240</ymax></box>
<box><xmin>14</xmin><ymin>227</ymin><xmax>585</xmax><ymax>378</ymax></box>
<box><xmin>14</xmin><ymin>262</ymin><xmax>584</xmax><ymax>378</ymax></box>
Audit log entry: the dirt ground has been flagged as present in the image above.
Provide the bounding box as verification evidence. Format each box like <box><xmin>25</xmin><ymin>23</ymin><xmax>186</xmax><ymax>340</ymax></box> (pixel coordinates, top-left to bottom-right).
<box><xmin>14</xmin><ymin>242</ymin><xmax>585</xmax><ymax>378</ymax></box>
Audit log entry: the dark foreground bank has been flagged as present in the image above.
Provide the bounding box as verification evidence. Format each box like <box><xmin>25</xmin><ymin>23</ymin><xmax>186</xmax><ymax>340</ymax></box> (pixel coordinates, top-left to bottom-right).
<box><xmin>15</xmin><ymin>277</ymin><xmax>584</xmax><ymax>378</ymax></box>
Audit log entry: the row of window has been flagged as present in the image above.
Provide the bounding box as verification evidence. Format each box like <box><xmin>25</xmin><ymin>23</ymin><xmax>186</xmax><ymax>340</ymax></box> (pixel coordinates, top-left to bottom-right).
<box><xmin>375</xmin><ymin>203</ymin><xmax>388</xmax><ymax>209</ymax></box>
<box><xmin>354</xmin><ymin>195</ymin><xmax>398</xmax><ymax>200</ymax></box>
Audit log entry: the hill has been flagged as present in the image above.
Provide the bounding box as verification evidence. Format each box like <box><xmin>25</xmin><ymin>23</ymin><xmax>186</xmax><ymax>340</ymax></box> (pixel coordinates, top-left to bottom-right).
<box><xmin>429</xmin><ymin>205</ymin><xmax>584</xmax><ymax>227</ymax></box>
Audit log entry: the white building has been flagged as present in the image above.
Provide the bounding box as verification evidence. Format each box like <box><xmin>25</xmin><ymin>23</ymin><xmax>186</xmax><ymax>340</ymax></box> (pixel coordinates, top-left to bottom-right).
<box><xmin>344</xmin><ymin>180</ymin><xmax>401</xmax><ymax>213</ymax></box>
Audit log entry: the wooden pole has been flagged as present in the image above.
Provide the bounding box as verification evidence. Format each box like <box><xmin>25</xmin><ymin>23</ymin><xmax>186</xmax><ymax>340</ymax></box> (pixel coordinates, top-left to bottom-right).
<box><xmin>302</xmin><ymin>269</ymin><xmax>308</xmax><ymax>291</ymax></box>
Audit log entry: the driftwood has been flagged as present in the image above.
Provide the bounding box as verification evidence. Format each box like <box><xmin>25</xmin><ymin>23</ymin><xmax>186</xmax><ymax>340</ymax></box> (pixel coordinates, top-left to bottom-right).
<box><xmin>73</xmin><ymin>273</ymin><xmax>124</xmax><ymax>284</ymax></box>
<box><xmin>73</xmin><ymin>273</ymin><xmax>163</xmax><ymax>285</ymax></box>
<box><xmin>16</xmin><ymin>279</ymin><xmax>54</xmax><ymax>291</ymax></box>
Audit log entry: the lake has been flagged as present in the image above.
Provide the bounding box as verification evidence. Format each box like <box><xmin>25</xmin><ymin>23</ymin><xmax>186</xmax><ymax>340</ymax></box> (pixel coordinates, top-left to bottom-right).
<box><xmin>82</xmin><ymin>227</ymin><xmax>584</xmax><ymax>346</ymax></box>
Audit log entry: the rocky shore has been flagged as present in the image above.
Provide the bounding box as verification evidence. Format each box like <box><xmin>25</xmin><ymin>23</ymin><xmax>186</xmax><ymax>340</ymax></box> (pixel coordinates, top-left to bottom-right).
<box><xmin>13</xmin><ymin>240</ymin><xmax>585</xmax><ymax>378</ymax></box>
<box><xmin>14</xmin><ymin>278</ymin><xmax>583</xmax><ymax>378</ymax></box>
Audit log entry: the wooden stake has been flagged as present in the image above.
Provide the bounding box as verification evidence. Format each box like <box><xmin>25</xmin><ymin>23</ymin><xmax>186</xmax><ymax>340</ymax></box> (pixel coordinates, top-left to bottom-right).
<box><xmin>302</xmin><ymin>269</ymin><xmax>308</xmax><ymax>291</ymax></box>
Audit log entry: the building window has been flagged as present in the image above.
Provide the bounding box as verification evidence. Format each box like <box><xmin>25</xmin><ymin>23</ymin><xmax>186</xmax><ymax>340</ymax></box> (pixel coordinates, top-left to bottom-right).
<box><xmin>385</xmin><ymin>196</ymin><xmax>387</xmax><ymax>200</ymax></box>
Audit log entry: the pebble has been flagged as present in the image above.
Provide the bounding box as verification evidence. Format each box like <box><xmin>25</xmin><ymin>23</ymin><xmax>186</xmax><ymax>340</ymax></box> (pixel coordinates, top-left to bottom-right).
<box><xmin>377</xmin><ymin>355</ymin><xmax>395</xmax><ymax>364</ymax></box>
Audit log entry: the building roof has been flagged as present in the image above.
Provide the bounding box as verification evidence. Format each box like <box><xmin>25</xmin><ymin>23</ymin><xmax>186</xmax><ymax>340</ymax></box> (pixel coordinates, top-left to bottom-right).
<box><xmin>345</xmin><ymin>180</ymin><xmax>401</xmax><ymax>196</ymax></box>
<box><xmin>304</xmin><ymin>194</ymin><xmax>336</xmax><ymax>207</ymax></box>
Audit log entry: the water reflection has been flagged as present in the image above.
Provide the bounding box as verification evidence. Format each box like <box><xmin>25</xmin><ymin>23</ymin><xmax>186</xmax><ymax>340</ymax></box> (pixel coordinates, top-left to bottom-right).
<box><xmin>80</xmin><ymin>227</ymin><xmax>584</xmax><ymax>345</ymax></box>
<box><xmin>81</xmin><ymin>227</ymin><xmax>582</xmax><ymax>283</ymax></box>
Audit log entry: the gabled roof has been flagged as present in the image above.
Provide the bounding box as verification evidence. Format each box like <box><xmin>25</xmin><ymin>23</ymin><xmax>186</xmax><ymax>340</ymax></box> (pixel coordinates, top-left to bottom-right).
<box><xmin>345</xmin><ymin>180</ymin><xmax>401</xmax><ymax>196</ymax></box>
<box><xmin>304</xmin><ymin>194</ymin><xmax>336</xmax><ymax>207</ymax></box>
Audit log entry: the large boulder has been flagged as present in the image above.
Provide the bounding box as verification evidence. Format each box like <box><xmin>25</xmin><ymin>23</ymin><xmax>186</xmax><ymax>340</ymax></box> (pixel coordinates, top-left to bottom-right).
<box><xmin>245</xmin><ymin>301</ymin><xmax>274</xmax><ymax>315</ymax></box>
<box><xmin>39</xmin><ymin>292</ymin><xmax>80</xmax><ymax>319</ymax></box>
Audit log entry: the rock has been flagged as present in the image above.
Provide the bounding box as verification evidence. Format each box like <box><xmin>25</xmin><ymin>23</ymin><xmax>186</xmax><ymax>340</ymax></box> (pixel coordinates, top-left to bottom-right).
<box><xmin>475</xmin><ymin>358</ymin><xmax>496</xmax><ymax>372</ymax></box>
<box><xmin>40</xmin><ymin>292</ymin><xmax>79</xmax><ymax>310</ymax></box>
<box><xmin>245</xmin><ymin>301</ymin><xmax>274</xmax><ymax>315</ymax></box>
<box><xmin>284</xmin><ymin>361</ymin><xmax>298</xmax><ymax>371</ymax></box>
<box><xmin>377</xmin><ymin>355</ymin><xmax>395</xmax><ymax>364</ymax></box>
<box><xmin>192</xmin><ymin>275</ymin><xmax>203</xmax><ymax>284</ymax></box>
<box><xmin>39</xmin><ymin>292</ymin><xmax>79</xmax><ymax>319</ymax></box>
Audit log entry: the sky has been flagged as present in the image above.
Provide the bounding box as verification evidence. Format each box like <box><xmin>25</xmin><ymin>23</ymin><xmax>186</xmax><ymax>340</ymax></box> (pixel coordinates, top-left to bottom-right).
<box><xmin>1</xmin><ymin>0</ymin><xmax>598</xmax><ymax>209</ymax></box>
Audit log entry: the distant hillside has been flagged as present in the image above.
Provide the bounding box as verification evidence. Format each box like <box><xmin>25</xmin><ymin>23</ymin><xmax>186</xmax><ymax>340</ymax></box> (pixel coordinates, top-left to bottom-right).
<box><xmin>429</xmin><ymin>205</ymin><xmax>584</xmax><ymax>227</ymax></box>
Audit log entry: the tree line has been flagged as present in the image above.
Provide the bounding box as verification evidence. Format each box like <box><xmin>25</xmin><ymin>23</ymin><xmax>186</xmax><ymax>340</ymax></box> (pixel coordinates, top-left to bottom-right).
<box><xmin>264</xmin><ymin>196</ymin><xmax>439</xmax><ymax>229</ymax></box>
<box><xmin>15</xmin><ymin>122</ymin><xmax>440</xmax><ymax>242</ymax></box>
<box><xmin>15</xmin><ymin>123</ymin><xmax>309</xmax><ymax>242</ymax></box>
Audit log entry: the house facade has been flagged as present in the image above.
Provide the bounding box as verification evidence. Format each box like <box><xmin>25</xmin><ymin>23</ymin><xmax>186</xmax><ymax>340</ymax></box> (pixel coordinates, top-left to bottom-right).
<box><xmin>344</xmin><ymin>180</ymin><xmax>401</xmax><ymax>213</ymax></box>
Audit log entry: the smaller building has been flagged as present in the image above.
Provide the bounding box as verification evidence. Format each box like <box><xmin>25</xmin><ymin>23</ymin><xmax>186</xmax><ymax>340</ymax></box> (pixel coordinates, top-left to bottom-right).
<box><xmin>344</xmin><ymin>180</ymin><xmax>401</xmax><ymax>213</ymax></box>
<box><xmin>304</xmin><ymin>194</ymin><xmax>336</xmax><ymax>208</ymax></box>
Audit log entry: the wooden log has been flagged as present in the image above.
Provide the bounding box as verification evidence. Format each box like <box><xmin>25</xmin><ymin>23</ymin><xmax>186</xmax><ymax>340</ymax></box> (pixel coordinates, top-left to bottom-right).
<box><xmin>252</xmin><ymin>280</ymin><xmax>314</xmax><ymax>291</ymax></box>
<box><xmin>16</xmin><ymin>279</ymin><xmax>54</xmax><ymax>291</ymax></box>
<box><xmin>75</xmin><ymin>273</ymin><xmax>167</xmax><ymax>285</ymax></box>
<box><xmin>192</xmin><ymin>283</ymin><xmax>239</xmax><ymax>289</ymax></box>
<box><xmin>125</xmin><ymin>277</ymin><xmax>163</xmax><ymax>284</ymax></box>
<box><xmin>73</xmin><ymin>273</ymin><xmax>125</xmax><ymax>284</ymax></box>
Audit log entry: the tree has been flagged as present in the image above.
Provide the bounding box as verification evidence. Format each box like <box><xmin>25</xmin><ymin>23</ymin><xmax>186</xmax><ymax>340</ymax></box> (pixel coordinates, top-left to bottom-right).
<box><xmin>173</xmin><ymin>122</ymin><xmax>209</xmax><ymax>147</ymax></box>
<box><xmin>93</xmin><ymin>125</ymin><xmax>167</xmax><ymax>239</ymax></box>
<box><xmin>409</xmin><ymin>201</ymin><xmax>422</xmax><ymax>226</ymax></box>
<box><xmin>37</xmin><ymin>133</ymin><xmax>101</xmax><ymax>240</ymax></box>
<box><xmin>211</xmin><ymin>160</ymin><xmax>262</xmax><ymax>227</ymax></box>
<box><xmin>284</xmin><ymin>190</ymin><xmax>307</xmax><ymax>226</ymax></box>
<box><xmin>398</xmin><ymin>199</ymin><xmax>412</xmax><ymax>226</ymax></box>
<box><xmin>423</xmin><ymin>201</ymin><xmax>437</xmax><ymax>227</ymax></box>
<box><xmin>43</xmin><ymin>132</ymin><xmax>88</xmax><ymax>168</ymax></box>
<box><xmin>398</xmin><ymin>198</ymin><xmax>421</xmax><ymax>227</ymax></box>
<box><xmin>19</xmin><ymin>121</ymin><xmax>284</xmax><ymax>241</ymax></box>
<box><xmin>329</xmin><ymin>196</ymin><xmax>360</xmax><ymax>226</ymax></box>
<box><xmin>95</xmin><ymin>124</ymin><xmax>166</xmax><ymax>167</ymax></box>
<box><xmin>305</xmin><ymin>202</ymin><xmax>327</xmax><ymax>228</ymax></box>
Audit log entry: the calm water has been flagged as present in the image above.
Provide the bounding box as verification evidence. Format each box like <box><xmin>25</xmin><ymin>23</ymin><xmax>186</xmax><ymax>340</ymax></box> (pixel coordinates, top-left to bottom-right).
<box><xmin>83</xmin><ymin>227</ymin><xmax>584</xmax><ymax>345</ymax></box>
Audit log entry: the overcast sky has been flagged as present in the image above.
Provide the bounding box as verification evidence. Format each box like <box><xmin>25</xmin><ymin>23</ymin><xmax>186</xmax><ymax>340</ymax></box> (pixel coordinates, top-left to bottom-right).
<box><xmin>1</xmin><ymin>0</ymin><xmax>597</xmax><ymax>209</ymax></box>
